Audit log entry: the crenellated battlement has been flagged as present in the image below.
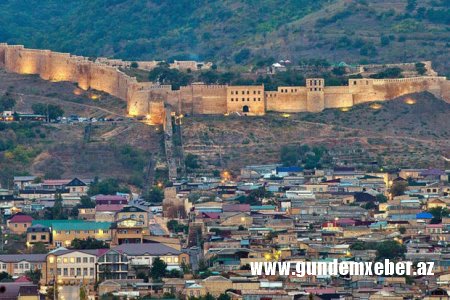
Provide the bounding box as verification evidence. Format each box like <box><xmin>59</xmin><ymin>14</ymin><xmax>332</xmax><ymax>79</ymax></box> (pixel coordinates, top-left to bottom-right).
<box><xmin>0</xmin><ymin>43</ymin><xmax>449</xmax><ymax>123</ymax></box>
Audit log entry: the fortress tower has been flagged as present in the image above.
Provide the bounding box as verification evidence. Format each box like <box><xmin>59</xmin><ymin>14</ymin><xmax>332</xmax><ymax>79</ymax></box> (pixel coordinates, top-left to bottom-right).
<box><xmin>306</xmin><ymin>78</ymin><xmax>325</xmax><ymax>112</ymax></box>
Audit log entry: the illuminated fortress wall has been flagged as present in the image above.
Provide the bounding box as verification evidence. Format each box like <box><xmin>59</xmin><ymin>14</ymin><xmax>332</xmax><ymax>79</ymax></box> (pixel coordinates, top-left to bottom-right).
<box><xmin>0</xmin><ymin>43</ymin><xmax>449</xmax><ymax>123</ymax></box>
<box><xmin>0</xmin><ymin>43</ymin><xmax>165</xmax><ymax>123</ymax></box>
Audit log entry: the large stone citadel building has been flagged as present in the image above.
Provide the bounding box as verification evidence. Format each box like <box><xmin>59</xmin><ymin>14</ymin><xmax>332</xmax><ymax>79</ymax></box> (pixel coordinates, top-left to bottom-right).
<box><xmin>0</xmin><ymin>43</ymin><xmax>449</xmax><ymax>125</ymax></box>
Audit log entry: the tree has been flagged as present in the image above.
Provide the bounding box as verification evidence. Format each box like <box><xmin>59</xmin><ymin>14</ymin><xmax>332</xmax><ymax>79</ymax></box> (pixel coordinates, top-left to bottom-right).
<box><xmin>363</xmin><ymin>202</ymin><xmax>376</xmax><ymax>210</ymax></box>
<box><xmin>429</xmin><ymin>207</ymin><xmax>449</xmax><ymax>224</ymax></box>
<box><xmin>0</xmin><ymin>94</ymin><xmax>16</xmax><ymax>111</ymax></box>
<box><xmin>130</xmin><ymin>62</ymin><xmax>138</xmax><ymax>68</ymax></box>
<box><xmin>167</xmin><ymin>269</ymin><xmax>183</xmax><ymax>278</ymax></box>
<box><xmin>88</xmin><ymin>178</ymin><xmax>129</xmax><ymax>196</ymax></box>
<box><xmin>415</xmin><ymin>62</ymin><xmax>427</xmax><ymax>75</ymax></box>
<box><xmin>406</xmin><ymin>0</ymin><xmax>417</xmax><ymax>12</ymax></box>
<box><xmin>32</xmin><ymin>242</ymin><xmax>48</xmax><ymax>254</ymax></box>
<box><xmin>150</xmin><ymin>257</ymin><xmax>167</xmax><ymax>280</ymax></box>
<box><xmin>376</xmin><ymin>240</ymin><xmax>406</xmax><ymax>260</ymax></box>
<box><xmin>380</xmin><ymin>35</ymin><xmax>390</xmax><ymax>46</ymax></box>
<box><xmin>80</xmin><ymin>286</ymin><xmax>88</xmax><ymax>300</ymax></box>
<box><xmin>185</xmin><ymin>153</ymin><xmax>200</xmax><ymax>169</ymax></box>
<box><xmin>350</xmin><ymin>240</ymin><xmax>406</xmax><ymax>260</ymax></box>
<box><xmin>148</xmin><ymin>66</ymin><xmax>192</xmax><ymax>90</ymax></box>
<box><xmin>167</xmin><ymin>220</ymin><xmax>188</xmax><ymax>234</ymax></box>
<box><xmin>370</xmin><ymin>68</ymin><xmax>403</xmax><ymax>79</ymax></box>
<box><xmin>246</xmin><ymin>187</ymin><xmax>273</xmax><ymax>206</ymax></box>
<box><xmin>399</xmin><ymin>227</ymin><xmax>406</xmax><ymax>234</ymax></box>
<box><xmin>233</xmin><ymin>48</ymin><xmax>251</xmax><ymax>64</ymax></box>
<box><xmin>376</xmin><ymin>194</ymin><xmax>388</xmax><ymax>203</ymax></box>
<box><xmin>71</xmin><ymin>237</ymin><xmax>109</xmax><ymax>249</ymax></box>
<box><xmin>100</xmin><ymin>294</ymin><xmax>119</xmax><ymax>300</ymax></box>
<box><xmin>0</xmin><ymin>272</ymin><xmax>12</xmax><ymax>282</ymax></box>
<box><xmin>142</xmin><ymin>187</ymin><xmax>164</xmax><ymax>203</ymax></box>
<box><xmin>51</xmin><ymin>193</ymin><xmax>67</xmax><ymax>219</ymax></box>
<box><xmin>181</xmin><ymin>261</ymin><xmax>192</xmax><ymax>274</ymax></box>
<box><xmin>390</xmin><ymin>181</ymin><xmax>408</xmax><ymax>197</ymax></box>
<box><xmin>31</xmin><ymin>103</ymin><xmax>64</xmax><ymax>120</ymax></box>
<box><xmin>79</xmin><ymin>195</ymin><xmax>96</xmax><ymax>208</ymax></box>
<box><xmin>280</xmin><ymin>145</ymin><xmax>300</xmax><ymax>166</ymax></box>
<box><xmin>332</xmin><ymin>67</ymin><xmax>346</xmax><ymax>76</ymax></box>
<box><xmin>25</xmin><ymin>269</ymin><xmax>42</xmax><ymax>284</ymax></box>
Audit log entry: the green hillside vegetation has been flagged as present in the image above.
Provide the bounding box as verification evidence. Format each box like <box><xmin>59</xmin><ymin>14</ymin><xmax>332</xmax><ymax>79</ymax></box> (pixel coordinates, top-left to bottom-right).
<box><xmin>0</xmin><ymin>0</ymin><xmax>325</xmax><ymax>61</ymax></box>
<box><xmin>0</xmin><ymin>70</ymin><xmax>164</xmax><ymax>189</ymax></box>
<box><xmin>0</xmin><ymin>0</ymin><xmax>448</xmax><ymax>73</ymax></box>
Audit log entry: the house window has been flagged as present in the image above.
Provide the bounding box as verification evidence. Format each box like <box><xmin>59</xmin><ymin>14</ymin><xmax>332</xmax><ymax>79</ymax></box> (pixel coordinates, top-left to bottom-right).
<box><xmin>31</xmin><ymin>235</ymin><xmax>36</xmax><ymax>240</ymax></box>
<box><xmin>41</xmin><ymin>235</ymin><xmax>46</xmax><ymax>240</ymax></box>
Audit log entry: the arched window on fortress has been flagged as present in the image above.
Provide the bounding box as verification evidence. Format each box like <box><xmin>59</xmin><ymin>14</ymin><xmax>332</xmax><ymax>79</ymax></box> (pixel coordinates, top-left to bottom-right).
<box><xmin>231</xmin><ymin>91</ymin><xmax>234</xmax><ymax>95</ymax></box>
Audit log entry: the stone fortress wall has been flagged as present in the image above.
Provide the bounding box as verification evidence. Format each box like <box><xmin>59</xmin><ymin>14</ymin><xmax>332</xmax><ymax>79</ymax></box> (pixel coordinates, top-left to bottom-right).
<box><xmin>0</xmin><ymin>43</ymin><xmax>449</xmax><ymax>125</ymax></box>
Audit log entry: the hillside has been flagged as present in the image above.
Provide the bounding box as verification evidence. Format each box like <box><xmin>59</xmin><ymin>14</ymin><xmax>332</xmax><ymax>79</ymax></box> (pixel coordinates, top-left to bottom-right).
<box><xmin>0</xmin><ymin>0</ymin><xmax>448</xmax><ymax>73</ymax></box>
<box><xmin>181</xmin><ymin>92</ymin><xmax>450</xmax><ymax>172</ymax></box>
<box><xmin>0</xmin><ymin>70</ymin><xmax>165</xmax><ymax>189</ymax></box>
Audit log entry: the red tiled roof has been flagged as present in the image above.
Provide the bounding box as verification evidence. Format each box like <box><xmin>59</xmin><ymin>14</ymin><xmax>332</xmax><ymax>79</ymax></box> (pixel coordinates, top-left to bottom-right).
<box><xmin>200</xmin><ymin>212</ymin><xmax>220</xmax><ymax>219</ymax></box>
<box><xmin>95</xmin><ymin>195</ymin><xmax>127</xmax><ymax>201</ymax></box>
<box><xmin>15</xmin><ymin>276</ymin><xmax>31</xmax><ymax>283</ymax></box>
<box><xmin>95</xmin><ymin>204</ymin><xmax>124</xmax><ymax>212</ymax></box>
<box><xmin>337</xmin><ymin>218</ymin><xmax>356</xmax><ymax>225</ymax></box>
<box><xmin>304</xmin><ymin>288</ymin><xmax>337</xmax><ymax>294</ymax></box>
<box><xmin>222</xmin><ymin>204</ymin><xmax>250</xmax><ymax>212</ymax></box>
<box><xmin>9</xmin><ymin>214</ymin><xmax>33</xmax><ymax>223</ymax></box>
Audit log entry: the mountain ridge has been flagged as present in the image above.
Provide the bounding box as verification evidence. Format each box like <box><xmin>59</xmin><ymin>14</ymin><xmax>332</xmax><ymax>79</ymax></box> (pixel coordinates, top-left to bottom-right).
<box><xmin>0</xmin><ymin>0</ymin><xmax>448</xmax><ymax>74</ymax></box>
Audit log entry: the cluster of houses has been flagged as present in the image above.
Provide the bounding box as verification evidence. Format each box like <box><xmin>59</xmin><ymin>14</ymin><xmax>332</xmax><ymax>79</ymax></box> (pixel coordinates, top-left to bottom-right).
<box><xmin>0</xmin><ymin>166</ymin><xmax>450</xmax><ymax>299</ymax></box>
